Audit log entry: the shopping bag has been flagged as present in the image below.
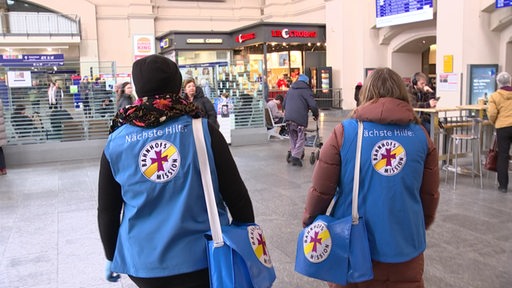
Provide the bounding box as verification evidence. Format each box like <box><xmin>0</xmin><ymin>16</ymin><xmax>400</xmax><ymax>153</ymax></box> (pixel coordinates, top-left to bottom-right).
<box><xmin>294</xmin><ymin>214</ymin><xmax>373</xmax><ymax>285</ymax></box>
<box><xmin>347</xmin><ymin>217</ymin><xmax>374</xmax><ymax>283</ymax></box>
<box><xmin>484</xmin><ymin>138</ymin><xmax>497</xmax><ymax>172</ymax></box>
<box><xmin>193</xmin><ymin>118</ymin><xmax>275</xmax><ymax>287</ymax></box>
<box><xmin>295</xmin><ymin>120</ymin><xmax>373</xmax><ymax>285</ymax></box>
<box><xmin>206</xmin><ymin>224</ymin><xmax>276</xmax><ymax>288</ymax></box>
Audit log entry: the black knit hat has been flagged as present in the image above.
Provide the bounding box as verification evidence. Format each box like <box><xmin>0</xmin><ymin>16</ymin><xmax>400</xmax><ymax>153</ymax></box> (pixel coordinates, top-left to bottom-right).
<box><xmin>132</xmin><ymin>54</ymin><xmax>182</xmax><ymax>98</ymax></box>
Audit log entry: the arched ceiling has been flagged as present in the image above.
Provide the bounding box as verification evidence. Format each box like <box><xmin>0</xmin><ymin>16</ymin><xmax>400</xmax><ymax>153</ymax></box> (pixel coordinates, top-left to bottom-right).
<box><xmin>394</xmin><ymin>35</ymin><xmax>436</xmax><ymax>53</ymax></box>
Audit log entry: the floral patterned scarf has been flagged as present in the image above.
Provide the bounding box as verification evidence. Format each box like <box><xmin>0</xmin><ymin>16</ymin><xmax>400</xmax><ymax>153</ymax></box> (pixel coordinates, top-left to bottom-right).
<box><xmin>109</xmin><ymin>93</ymin><xmax>201</xmax><ymax>134</ymax></box>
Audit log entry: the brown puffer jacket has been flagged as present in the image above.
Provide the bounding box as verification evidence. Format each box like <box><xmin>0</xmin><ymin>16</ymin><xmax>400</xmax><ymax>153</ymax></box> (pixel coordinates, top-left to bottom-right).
<box><xmin>302</xmin><ymin>97</ymin><xmax>440</xmax><ymax>288</ymax></box>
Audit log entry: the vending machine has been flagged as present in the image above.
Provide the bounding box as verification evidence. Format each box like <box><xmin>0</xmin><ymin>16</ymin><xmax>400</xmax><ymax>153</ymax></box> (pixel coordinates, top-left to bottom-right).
<box><xmin>309</xmin><ymin>66</ymin><xmax>332</xmax><ymax>109</ymax></box>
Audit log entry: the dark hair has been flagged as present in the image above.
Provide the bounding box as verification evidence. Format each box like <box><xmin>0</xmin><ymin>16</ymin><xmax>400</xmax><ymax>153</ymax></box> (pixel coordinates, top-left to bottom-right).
<box><xmin>275</xmin><ymin>95</ymin><xmax>284</xmax><ymax>102</ymax></box>
<box><xmin>120</xmin><ymin>81</ymin><xmax>131</xmax><ymax>95</ymax></box>
<box><xmin>412</xmin><ymin>72</ymin><xmax>427</xmax><ymax>86</ymax></box>
<box><xmin>13</xmin><ymin>104</ymin><xmax>26</xmax><ymax>114</ymax></box>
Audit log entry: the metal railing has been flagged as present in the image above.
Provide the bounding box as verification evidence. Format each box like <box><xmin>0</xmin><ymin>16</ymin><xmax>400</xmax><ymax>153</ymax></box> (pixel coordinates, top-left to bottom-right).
<box><xmin>2</xmin><ymin>65</ymin><xmax>343</xmax><ymax>145</ymax></box>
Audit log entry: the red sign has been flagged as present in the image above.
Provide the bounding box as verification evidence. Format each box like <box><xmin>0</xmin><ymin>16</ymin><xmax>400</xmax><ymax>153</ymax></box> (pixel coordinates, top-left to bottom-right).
<box><xmin>236</xmin><ymin>32</ymin><xmax>256</xmax><ymax>43</ymax></box>
<box><xmin>271</xmin><ymin>29</ymin><xmax>317</xmax><ymax>39</ymax></box>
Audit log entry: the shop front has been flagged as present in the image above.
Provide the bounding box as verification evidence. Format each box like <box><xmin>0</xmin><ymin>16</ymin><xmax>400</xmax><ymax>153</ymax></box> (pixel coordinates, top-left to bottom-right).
<box><xmin>157</xmin><ymin>23</ymin><xmax>326</xmax><ymax>145</ymax></box>
<box><xmin>230</xmin><ymin>23</ymin><xmax>327</xmax><ymax>105</ymax></box>
<box><xmin>158</xmin><ymin>22</ymin><xmax>326</xmax><ymax>103</ymax></box>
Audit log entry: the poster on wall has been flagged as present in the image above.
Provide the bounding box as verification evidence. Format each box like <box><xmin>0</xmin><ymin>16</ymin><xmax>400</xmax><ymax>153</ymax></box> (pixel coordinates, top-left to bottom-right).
<box><xmin>467</xmin><ymin>64</ymin><xmax>498</xmax><ymax>104</ymax></box>
<box><xmin>179</xmin><ymin>61</ymin><xmax>228</xmax><ymax>98</ymax></box>
<box><xmin>278</xmin><ymin>52</ymin><xmax>289</xmax><ymax>67</ymax></box>
<box><xmin>7</xmin><ymin>71</ymin><xmax>31</xmax><ymax>87</ymax></box>
<box><xmin>133</xmin><ymin>35</ymin><xmax>155</xmax><ymax>61</ymax></box>
<box><xmin>437</xmin><ymin>73</ymin><xmax>460</xmax><ymax>91</ymax></box>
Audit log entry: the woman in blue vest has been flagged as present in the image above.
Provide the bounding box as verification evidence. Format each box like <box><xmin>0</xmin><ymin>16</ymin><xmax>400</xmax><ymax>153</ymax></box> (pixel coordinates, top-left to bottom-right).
<box><xmin>302</xmin><ymin>67</ymin><xmax>440</xmax><ymax>287</ymax></box>
<box><xmin>98</xmin><ymin>54</ymin><xmax>255</xmax><ymax>288</ymax></box>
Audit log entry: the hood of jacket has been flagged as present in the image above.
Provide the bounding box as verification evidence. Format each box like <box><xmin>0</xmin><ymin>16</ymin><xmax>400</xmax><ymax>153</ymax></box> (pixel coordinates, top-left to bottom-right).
<box><xmin>495</xmin><ymin>88</ymin><xmax>512</xmax><ymax>100</ymax></box>
<box><xmin>194</xmin><ymin>86</ymin><xmax>206</xmax><ymax>100</ymax></box>
<box><xmin>352</xmin><ymin>97</ymin><xmax>417</xmax><ymax>125</ymax></box>
<box><xmin>290</xmin><ymin>80</ymin><xmax>310</xmax><ymax>90</ymax></box>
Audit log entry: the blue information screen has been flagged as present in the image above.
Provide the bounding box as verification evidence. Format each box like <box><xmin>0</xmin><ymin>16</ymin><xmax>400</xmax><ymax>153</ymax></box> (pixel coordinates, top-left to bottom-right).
<box><xmin>496</xmin><ymin>0</ymin><xmax>512</xmax><ymax>8</ymax></box>
<box><xmin>376</xmin><ymin>0</ymin><xmax>434</xmax><ymax>28</ymax></box>
<box><xmin>0</xmin><ymin>54</ymin><xmax>64</xmax><ymax>67</ymax></box>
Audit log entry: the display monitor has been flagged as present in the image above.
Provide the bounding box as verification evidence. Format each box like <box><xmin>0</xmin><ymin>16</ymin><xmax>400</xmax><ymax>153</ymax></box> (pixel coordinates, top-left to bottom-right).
<box><xmin>467</xmin><ymin>64</ymin><xmax>498</xmax><ymax>105</ymax></box>
<box><xmin>496</xmin><ymin>0</ymin><xmax>512</xmax><ymax>8</ymax></box>
<box><xmin>376</xmin><ymin>0</ymin><xmax>433</xmax><ymax>28</ymax></box>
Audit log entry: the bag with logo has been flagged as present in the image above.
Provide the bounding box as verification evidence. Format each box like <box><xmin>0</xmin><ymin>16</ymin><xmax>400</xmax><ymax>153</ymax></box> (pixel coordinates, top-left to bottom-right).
<box><xmin>192</xmin><ymin>118</ymin><xmax>276</xmax><ymax>288</ymax></box>
<box><xmin>295</xmin><ymin>121</ymin><xmax>373</xmax><ymax>285</ymax></box>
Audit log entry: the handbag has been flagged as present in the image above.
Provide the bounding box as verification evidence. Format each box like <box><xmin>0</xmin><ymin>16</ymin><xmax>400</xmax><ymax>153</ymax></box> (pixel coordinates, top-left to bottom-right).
<box><xmin>484</xmin><ymin>137</ymin><xmax>497</xmax><ymax>172</ymax></box>
<box><xmin>192</xmin><ymin>118</ymin><xmax>276</xmax><ymax>288</ymax></box>
<box><xmin>295</xmin><ymin>120</ymin><xmax>374</xmax><ymax>285</ymax></box>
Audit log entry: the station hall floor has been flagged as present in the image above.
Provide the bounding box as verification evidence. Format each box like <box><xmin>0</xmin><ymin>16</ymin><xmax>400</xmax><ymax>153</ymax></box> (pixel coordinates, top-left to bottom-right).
<box><xmin>0</xmin><ymin>109</ymin><xmax>511</xmax><ymax>288</ymax></box>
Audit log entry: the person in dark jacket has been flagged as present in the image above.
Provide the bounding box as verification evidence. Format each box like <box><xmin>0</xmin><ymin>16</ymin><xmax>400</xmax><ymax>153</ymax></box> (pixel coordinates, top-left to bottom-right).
<box><xmin>283</xmin><ymin>74</ymin><xmax>319</xmax><ymax>167</ymax></box>
<box><xmin>183</xmin><ymin>79</ymin><xmax>219</xmax><ymax>129</ymax></box>
<box><xmin>115</xmin><ymin>81</ymin><xmax>134</xmax><ymax>111</ymax></box>
<box><xmin>11</xmin><ymin>104</ymin><xmax>35</xmax><ymax>137</ymax></box>
<box><xmin>407</xmin><ymin>72</ymin><xmax>438</xmax><ymax>135</ymax></box>
<box><xmin>98</xmin><ymin>54</ymin><xmax>255</xmax><ymax>288</ymax></box>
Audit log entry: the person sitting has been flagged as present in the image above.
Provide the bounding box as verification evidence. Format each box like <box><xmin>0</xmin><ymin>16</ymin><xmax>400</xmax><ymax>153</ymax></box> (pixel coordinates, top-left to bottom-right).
<box><xmin>408</xmin><ymin>72</ymin><xmax>438</xmax><ymax>135</ymax></box>
<box><xmin>266</xmin><ymin>94</ymin><xmax>287</xmax><ymax>136</ymax></box>
<box><xmin>98</xmin><ymin>97</ymin><xmax>114</xmax><ymax>118</ymax></box>
<box><xmin>49</xmin><ymin>108</ymin><xmax>73</xmax><ymax>139</ymax></box>
<box><xmin>11</xmin><ymin>104</ymin><xmax>35</xmax><ymax>137</ymax></box>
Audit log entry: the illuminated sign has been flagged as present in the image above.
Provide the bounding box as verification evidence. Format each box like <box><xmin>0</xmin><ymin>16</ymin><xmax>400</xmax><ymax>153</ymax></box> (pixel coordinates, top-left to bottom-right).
<box><xmin>136</xmin><ymin>37</ymin><xmax>152</xmax><ymax>53</ymax></box>
<box><xmin>186</xmin><ymin>38</ymin><xmax>223</xmax><ymax>44</ymax></box>
<box><xmin>160</xmin><ymin>38</ymin><xmax>170</xmax><ymax>48</ymax></box>
<box><xmin>375</xmin><ymin>0</ymin><xmax>433</xmax><ymax>28</ymax></box>
<box><xmin>133</xmin><ymin>35</ymin><xmax>155</xmax><ymax>61</ymax></box>
<box><xmin>205</xmin><ymin>38</ymin><xmax>223</xmax><ymax>44</ymax></box>
<box><xmin>235</xmin><ymin>32</ymin><xmax>256</xmax><ymax>43</ymax></box>
<box><xmin>187</xmin><ymin>38</ymin><xmax>205</xmax><ymax>44</ymax></box>
<box><xmin>271</xmin><ymin>29</ymin><xmax>317</xmax><ymax>39</ymax></box>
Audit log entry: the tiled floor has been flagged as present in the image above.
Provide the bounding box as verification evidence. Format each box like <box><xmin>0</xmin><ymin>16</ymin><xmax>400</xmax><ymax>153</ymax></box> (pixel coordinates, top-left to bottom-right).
<box><xmin>1</xmin><ymin>109</ymin><xmax>511</xmax><ymax>288</ymax></box>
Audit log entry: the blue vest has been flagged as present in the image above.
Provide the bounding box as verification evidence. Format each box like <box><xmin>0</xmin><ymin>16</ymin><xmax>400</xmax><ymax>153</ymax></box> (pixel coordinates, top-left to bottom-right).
<box><xmin>104</xmin><ymin>116</ymin><xmax>229</xmax><ymax>277</ymax></box>
<box><xmin>331</xmin><ymin>119</ymin><xmax>428</xmax><ymax>263</ymax></box>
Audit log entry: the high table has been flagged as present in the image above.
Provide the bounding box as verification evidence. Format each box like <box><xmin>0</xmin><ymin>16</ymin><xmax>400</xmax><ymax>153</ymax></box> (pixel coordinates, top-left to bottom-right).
<box><xmin>456</xmin><ymin>104</ymin><xmax>488</xmax><ymax>119</ymax></box>
<box><xmin>413</xmin><ymin>107</ymin><xmax>461</xmax><ymax>156</ymax></box>
<box><xmin>414</xmin><ymin>105</ymin><xmax>494</xmax><ymax>161</ymax></box>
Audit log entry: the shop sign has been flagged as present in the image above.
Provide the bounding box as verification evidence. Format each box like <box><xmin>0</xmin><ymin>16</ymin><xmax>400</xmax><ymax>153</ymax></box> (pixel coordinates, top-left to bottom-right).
<box><xmin>186</xmin><ymin>38</ymin><xmax>224</xmax><ymax>44</ymax></box>
<box><xmin>205</xmin><ymin>38</ymin><xmax>223</xmax><ymax>44</ymax></box>
<box><xmin>133</xmin><ymin>35</ymin><xmax>155</xmax><ymax>61</ymax></box>
<box><xmin>235</xmin><ymin>32</ymin><xmax>256</xmax><ymax>43</ymax></box>
<box><xmin>0</xmin><ymin>53</ymin><xmax>64</xmax><ymax>67</ymax></box>
<box><xmin>160</xmin><ymin>38</ymin><xmax>170</xmax><ymax>49</ymax></box>
<box><xmin>271</xmin><ymin>28</ymin><xmax>317</xmax><ymax>39</ymax></box>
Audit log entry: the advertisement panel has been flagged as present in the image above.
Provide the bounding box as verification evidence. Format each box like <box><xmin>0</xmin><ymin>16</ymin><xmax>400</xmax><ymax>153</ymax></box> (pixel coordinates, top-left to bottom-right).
<box><xmin>133</xmin><ymin>35</ymin><xmax>155</xmax><ymax>61</ymax></box>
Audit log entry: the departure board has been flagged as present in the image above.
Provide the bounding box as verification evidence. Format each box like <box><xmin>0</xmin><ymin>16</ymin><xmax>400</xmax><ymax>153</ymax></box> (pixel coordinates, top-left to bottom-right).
<box><xmin>496</xmin><ymin>0</ymin><xmax>512</xmax><ymax>8</ymax></box>
<box><xmin>376</xmin><ymin>0</ymin><xmax>434</xmax><ymax>28</ymax></box>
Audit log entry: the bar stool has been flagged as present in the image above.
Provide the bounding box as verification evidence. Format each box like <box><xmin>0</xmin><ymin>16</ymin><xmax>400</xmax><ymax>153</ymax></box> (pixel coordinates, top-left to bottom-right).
<box><xmin>445</xmin><ymin>117</ymin><xmax>483</xmax><ymax>189</ymax></box>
